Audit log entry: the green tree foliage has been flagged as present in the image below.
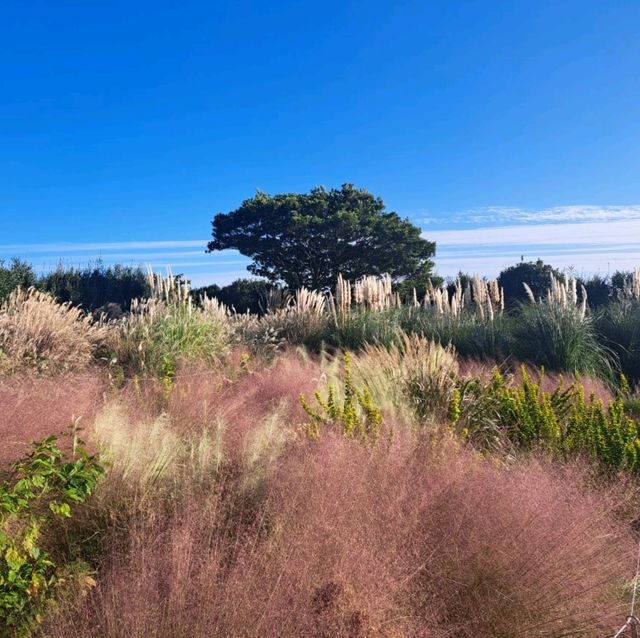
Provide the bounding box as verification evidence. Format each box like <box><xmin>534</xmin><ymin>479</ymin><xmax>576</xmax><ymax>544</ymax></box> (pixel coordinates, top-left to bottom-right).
<box><xmin>611</xmin><ymin>270</ymin><xmax>631</xmax><ymax>296</ymax></box>
<box><xmin>208</xmin><ymin>184</ymin><xmax>436</xmax><ymax>290</ymax></box>
<box><xmin>0</xmin><ymin>259</ymin><xmax>36</xmax><ymax>301</ymax></box>
<box><xmin>578</xmin><ymin>274</ymin><xmax>611</xmax><ymax>307</ymax></box>
<box><xmin>39</xmin><ymin>262</ymin><xmax>150</xmax><ymax>312</ymax></box>
<box><xmin>497</xmin><ymin>259</ymin><xmax>562</xmax><ymax>305</ymax></box>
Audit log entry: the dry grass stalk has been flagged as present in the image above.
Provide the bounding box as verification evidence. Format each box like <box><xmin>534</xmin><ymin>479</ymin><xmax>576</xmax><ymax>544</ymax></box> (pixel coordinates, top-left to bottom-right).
<box><xmin>0</xmin><ymin>287</ymin><xmax>105</xmax><ymax>373</ymax></box>
<box><xmin>334</xmin><ymin>273</ymin><xmax>351</xmax><ymax>314</ymax></box>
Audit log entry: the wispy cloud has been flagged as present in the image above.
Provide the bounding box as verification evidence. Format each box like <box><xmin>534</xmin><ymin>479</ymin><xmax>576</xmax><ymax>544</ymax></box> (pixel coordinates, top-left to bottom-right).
<box><xmin>0</xmin><ymin>239</ymin><xmax>250</xmax><ymax>285</ymax></box>
<box><xmin>4</xmin><ymin>210</ymin><xmax>640</xmax><ymax>285</ymax></box>
<box><xmin>426</xmin><ymin>219</ymin><xmax>640</xmax><ymax>247</ymax></box>
<box><xmin>427</xmin><ymin>218</ymin><xmax>640</xmax><ymax>277</ymax></box>
<box><xmin>453</xmin><ymin>205</ymin><xmax>640</xmax><ymax>225</ymax></box>
<box><xmin>0</xmin><ymin>240</ymin><xmax>209</xmax><ymax>254</ymax></box>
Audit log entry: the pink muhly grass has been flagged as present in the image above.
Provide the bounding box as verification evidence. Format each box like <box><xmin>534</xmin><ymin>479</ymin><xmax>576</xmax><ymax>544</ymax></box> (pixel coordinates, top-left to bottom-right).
<box><xmin>0</xmin><ymin>371</ymin><xmax>104</xmax><ymax>468</ymax></box>
<box><xmin>166</xmin><ymin>351</ymin><xmax>322</xmax><ymax>458</ymax></box>
<box><xmin>45</xmin><ymin>431</ymin><xmax>635</xmax><ymax>638</ymax></box>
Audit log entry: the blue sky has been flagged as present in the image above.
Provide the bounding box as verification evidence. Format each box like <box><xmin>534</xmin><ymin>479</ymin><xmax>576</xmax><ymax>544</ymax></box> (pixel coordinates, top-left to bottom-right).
<box><xmin>2</xmin><ymin>0</ymin><xmax>639</xmax><ymax>285</ymax></box>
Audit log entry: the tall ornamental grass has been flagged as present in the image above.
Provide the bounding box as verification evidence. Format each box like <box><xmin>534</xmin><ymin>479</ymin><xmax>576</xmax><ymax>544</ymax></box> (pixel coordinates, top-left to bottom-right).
<box><xmin>398</xmin><ymin>306</ymin><xmax>511</xmax><ymax>360</ymax></box>
<box><xmin>597</xmin><ymin>299</ymin><xmax>640</xmax><ymax>384</ymax></box>
<box><xmin>0</xmin><ymin>288</ymin><xmax>105</xmax><ymax>374</ymax></box>
<box><xmin>348</xmin><ymin>332</ymin><xmax>458</xmax><ymax>422</ymax></box>
<box><xmin>106</xmin><ymin>271</ymin><xmax>233</xmax><ymax>377</ymax></box>
<box><xmin>512</xmin><ymin>275</ymin><xmax>615</xmax><ymax>379</ymax></box>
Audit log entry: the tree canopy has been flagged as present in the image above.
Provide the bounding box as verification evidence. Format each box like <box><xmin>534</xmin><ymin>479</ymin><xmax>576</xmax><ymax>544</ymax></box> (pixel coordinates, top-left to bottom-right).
<box><xmin>207</xmin><ymin>184</ymin><xmax>436</xmax><ymax>290</ymax></box>
<box><xmin>497</xmin><ymin>259</ymin><xmax>563</xmax><ymax>305</ymax></box>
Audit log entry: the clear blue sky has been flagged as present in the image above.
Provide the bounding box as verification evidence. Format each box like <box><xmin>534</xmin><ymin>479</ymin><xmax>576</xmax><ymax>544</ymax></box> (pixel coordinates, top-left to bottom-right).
<box><xmin>2</xmin><ymin>0</ymin><xmax>640</xmax><ymax>284</ymax></box>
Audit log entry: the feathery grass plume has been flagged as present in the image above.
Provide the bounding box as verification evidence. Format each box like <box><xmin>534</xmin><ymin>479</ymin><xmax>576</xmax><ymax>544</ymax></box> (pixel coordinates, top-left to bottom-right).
<box><xmin>0</xmin><ymin>287</ymin><xmax>105</xmax><ymax>374</ymax></box>
<box><xmin>334</xmin><ymin>273</ymin><xmax>351</xmax><ymax>315</ymax></box>
<box><xmin>293</xmin><ymin>287</ymin><xmax>326</xmax><ymax>316</ymax></box>
<box><xmin>200</xmin><ymin>293</ymin><xmax>230</xmax><ymax>321</ymax></box>
<box><xmin>265</xmin><ymin>287</ymin><xmax>290</xmax><ymax>312</ymax></box>
<box><xmin>349</xmin><ymin>331</ymin><xmax>459</xmax><ymax>423</ymax></box>
<box><xmin>256</xmin><ymin>287</ymin><xmax>329</xmax><ymax>348</ymax></box>
<box><xmin>423</xmin><ymin>277</ymin><xmax>503</xmax><ymax>321</ymax></box>
<box><xmin>353</xmin><ymin>274</ymin><xmax>395</xmax><ymax>311</ymax></box>
<box><xmin>531</xmin><ymin>272</ymin><xmax>588</xmax><ymax>319</ymax></box>
<box><xmin>523</xmin><ymin>282</ymin><xmax>536</xmax><ymax>304</ymax></box>
<box><xmin>470</xmin><ymin>276</ymin><xmax>503</xmax><ymax>320</ymax></box>
<box><xmin>145</xmin><ymin>266</ymin><xmax>193</xmax><ymax>306</ymax></box>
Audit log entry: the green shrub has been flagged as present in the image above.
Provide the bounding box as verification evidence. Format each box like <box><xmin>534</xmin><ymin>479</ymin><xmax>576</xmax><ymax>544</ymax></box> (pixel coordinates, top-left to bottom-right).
<box><xmin>454</xmin><ymin>367</ymin><xmax>640</xmax><ymax>472</ymax></box>
<box><xmin>301</xmin><ymin>352</ymin><xmax>382</xmax><ymax>442</ymax></box>
<box><xmin>0</xmin><ymin>436</ymin><xmax>103</xmax><ymax>634</ymax></box>
<box><xmin>564</xmin><ymin>387</ymin><xmax>640</xmax><ymax>472</ymax></box>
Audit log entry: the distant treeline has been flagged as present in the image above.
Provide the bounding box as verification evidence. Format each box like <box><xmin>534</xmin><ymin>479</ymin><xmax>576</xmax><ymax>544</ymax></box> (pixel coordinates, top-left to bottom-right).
<box><xmin>0</xmin><ymin>259</ymin><xmax>274</xmax><ymax>315</ymax></box>
<box><xmin>0</xmin><ymin>259</ymin><xmax>150</xmax><ymax>313</ymax></box>
<box><xmin>0</xmin><ymin>256</ymin><xmax>634</xmax><ymax>314</ymax></box>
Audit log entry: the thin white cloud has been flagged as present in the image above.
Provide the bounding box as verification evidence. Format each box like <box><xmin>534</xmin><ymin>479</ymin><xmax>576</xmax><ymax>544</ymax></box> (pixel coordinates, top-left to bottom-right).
<box><xmin>455</xmin><ymin>205</ymin><xmax>640</xmax><ymax>225</ymax></box>
<box><xmin>428</xmin><ymin>218</ymin><xmax>640</xmax><ymax>278</ymax></box>
<box><xmin>0</xmin><ymin>240</ymin><xmax>210</xmax><ymax>253</ymax></box>
<box><xmin>425</xmin><ymin>219</ymin><xmax>640</xmax><ymax>247</ymax></box>
<box><xmin>187</xmin><ymin>271</ymin><xmax>252</xmax><ymax>287</ymax></box>
<box><xmin>434</xmin><ymin>252</ymin><xmax>640</xmax><ymax>278</ymax></box>
<box><xmin>28</xmin><ymin>252</ymin><xmax>246</xmax><ymax>263</ymax></box>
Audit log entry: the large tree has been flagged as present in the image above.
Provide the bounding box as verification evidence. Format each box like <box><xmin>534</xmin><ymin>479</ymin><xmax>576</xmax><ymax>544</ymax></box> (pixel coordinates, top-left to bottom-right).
<box><xmin>207</xmin><ymin>184</ymin><xmax>436</xmax><ymax>290</ymax></box>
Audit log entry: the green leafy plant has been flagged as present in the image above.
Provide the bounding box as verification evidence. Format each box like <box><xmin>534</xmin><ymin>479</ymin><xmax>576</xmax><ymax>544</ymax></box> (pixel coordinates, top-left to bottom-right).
<box><xmin>453</xmin><ymin>367</ymin><xmax>640</xmax><ymax>472</ymax></box>
<box><xmin>0</xmin><ymin>436</ymin><xmax>103</xmax><ymax>634</ymax></box>
<box><xmin>564</xmin><ymin>387</ymin><xmax>640</xmax><ymax>472</ymax></box>
<box><xmin>301</xmin><ymin>352</ymin><xmax>382</xmax><ymax>442</ymax></box>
